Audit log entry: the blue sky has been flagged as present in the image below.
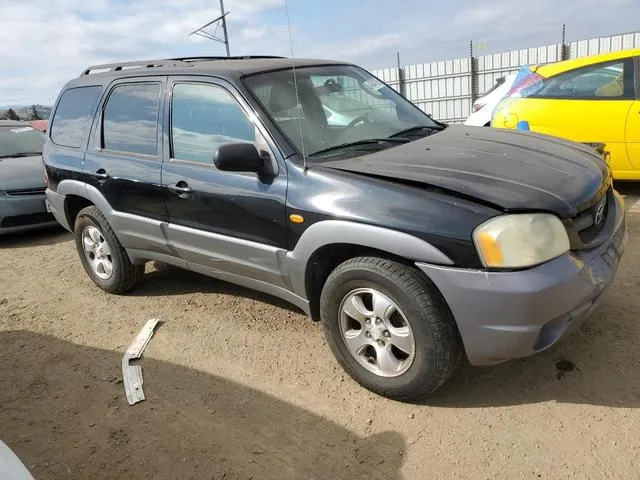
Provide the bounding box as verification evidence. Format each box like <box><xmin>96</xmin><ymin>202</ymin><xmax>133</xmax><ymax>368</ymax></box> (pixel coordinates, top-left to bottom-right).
<box><xmin>1</xmin><ymin>0</ymin><xmax>639</xmax><ymax>105</ymax></box>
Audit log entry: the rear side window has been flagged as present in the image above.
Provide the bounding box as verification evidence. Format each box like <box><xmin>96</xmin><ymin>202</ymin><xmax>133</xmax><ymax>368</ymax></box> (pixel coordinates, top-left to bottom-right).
<box><xmin>50</xmin><ymin>86</ymin><xmax>102</xmax><ymax>148</ymax></box>
<box><xmin>534</xmin><ymin>59</ymin><xmax>635</xmax><ymax>99</ymax></box>
<box><xmin>103</xmin><ymin>83</ymin><xmax>160</xmax><ymax>156</ymax></box>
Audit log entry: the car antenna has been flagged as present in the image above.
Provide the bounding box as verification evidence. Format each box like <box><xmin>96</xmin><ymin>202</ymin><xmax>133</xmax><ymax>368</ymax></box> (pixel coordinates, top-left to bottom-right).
<box><xmin>284</xmin><ymin>0</ymin><xmax>308</xmax><ymax>173</ymax></box>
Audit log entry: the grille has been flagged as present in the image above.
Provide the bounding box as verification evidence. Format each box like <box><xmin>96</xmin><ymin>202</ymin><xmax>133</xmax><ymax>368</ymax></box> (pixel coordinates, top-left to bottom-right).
<box><xmin>1</xmin><ymin>212</ymin><xmax>54</xmax><ymax>228</ymax></box>
<box><xmin>5</xmin><ymin>187</ymin><xmax>46</xmax><ymax>196</ymax></box>
<box><xmin>564</xmin><ymin>185</ymin><xmax>612</xmax><ymax>250</ymax></box>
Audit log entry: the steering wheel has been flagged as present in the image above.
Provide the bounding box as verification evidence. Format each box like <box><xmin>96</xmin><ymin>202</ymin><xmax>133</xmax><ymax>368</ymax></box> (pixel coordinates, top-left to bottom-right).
<box><xmin>346</xmin><ymin>115</ymin><xmax>371</xmax><ymax>128</ymax></box>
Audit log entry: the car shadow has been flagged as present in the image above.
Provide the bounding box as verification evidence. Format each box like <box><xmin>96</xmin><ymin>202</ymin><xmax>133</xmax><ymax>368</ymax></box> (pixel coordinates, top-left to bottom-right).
<box><xmin>130</xmin><ymin>262</ymin><xmax>303</xmax><ymax>315</ymax></box>
<box><xmin>0</xmin><ymin>226</ymin><xmax>69</xmax><ymax>249</ymax></box>
<box><xmin>614</xmin><ymin>180</ymin><xmax>640</xmax><ymax>199</ymax></box>
<box><xmin>423</xmin><ymin>295</ymin><xmax>640</xmax><ymax>408</ymax></box>
<box><xmin>0</xmin><ymin>330</ymin><xmax>406</xmax><ymax>480</ymax></box>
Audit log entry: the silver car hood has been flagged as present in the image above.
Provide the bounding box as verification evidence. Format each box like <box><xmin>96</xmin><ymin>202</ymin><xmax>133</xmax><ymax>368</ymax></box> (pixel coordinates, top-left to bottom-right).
<box><xmin>0</xmin><ymin>155</ymin><xmax>45</xmax><ymax>191</ymax></box>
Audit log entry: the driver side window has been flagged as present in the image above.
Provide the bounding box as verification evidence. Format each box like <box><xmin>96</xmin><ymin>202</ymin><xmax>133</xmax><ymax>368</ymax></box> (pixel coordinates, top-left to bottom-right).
<box><xmin>171</xmin><ymin>83</ymin><xmax>256</xmax><ymax>164</ymax></box>
<box><xmin>536</xmin><ymin>59</ymin><xmax>633</xmax><ymax>99</ymax></box>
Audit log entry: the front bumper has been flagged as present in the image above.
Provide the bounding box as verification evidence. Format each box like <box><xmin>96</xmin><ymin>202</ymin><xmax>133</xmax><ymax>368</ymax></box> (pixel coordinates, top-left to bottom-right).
<box><xmin>0</xmin><ymin>193</ymin><xmax>58</xmax><ymax>235</ymax></box>
<box><xmin>417</xmin><ymin>190</ymin><xmax>628</xmax><ymax>366</ymax></box>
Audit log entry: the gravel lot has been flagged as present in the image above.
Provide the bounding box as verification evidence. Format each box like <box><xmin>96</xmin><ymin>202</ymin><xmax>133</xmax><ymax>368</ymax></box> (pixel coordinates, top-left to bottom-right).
<box><xmin>1</xmin><ymin>183</ymin><xmax>639</xmax><ymax>480</ymax></box>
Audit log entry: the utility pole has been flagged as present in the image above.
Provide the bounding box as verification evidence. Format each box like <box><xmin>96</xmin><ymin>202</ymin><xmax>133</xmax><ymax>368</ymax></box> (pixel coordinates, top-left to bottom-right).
<box><xmin>189</xmin><ymin>1</ymin><xmax>231</xmax><ymax>57</ymax></box>
<box><xmin>220</xmin><ymin>0</ymin><xmax>230</xmax><ymax>57</ymax></box>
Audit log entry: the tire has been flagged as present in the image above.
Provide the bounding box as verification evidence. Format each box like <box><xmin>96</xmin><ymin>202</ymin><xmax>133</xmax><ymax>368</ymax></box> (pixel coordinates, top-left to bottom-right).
<box><xmin>74</xmin><ymin>206</ymin><xmax>144</xmax><ymax>294</ymax></box>
<box><xmin>320</xmin><ymin>257</ymin><xmax>461</xmax><ymax>401</ymax></box>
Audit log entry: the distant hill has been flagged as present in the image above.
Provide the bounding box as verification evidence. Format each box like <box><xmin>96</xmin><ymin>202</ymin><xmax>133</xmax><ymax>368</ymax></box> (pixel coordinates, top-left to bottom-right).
<box><xmin>0</xmin><ymin>105</ymin><xmax>52</xmax><ymax>121</ymax></box>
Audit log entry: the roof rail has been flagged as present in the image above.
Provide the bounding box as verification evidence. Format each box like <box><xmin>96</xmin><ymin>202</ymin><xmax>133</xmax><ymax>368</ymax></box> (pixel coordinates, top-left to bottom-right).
<box><xmin>80</xmin><ymin>55</ymin><xmax>288</xmax><ymax>76</ymax></box>
<box><xmin>80</xmin><ymin>59</ymin><xmax>188</xmax><ymax>77</ymax></box>
<box><xmin>170</xmin><ymin>55</ymin><xmax>286</xmax><ymax>62</ymax></box>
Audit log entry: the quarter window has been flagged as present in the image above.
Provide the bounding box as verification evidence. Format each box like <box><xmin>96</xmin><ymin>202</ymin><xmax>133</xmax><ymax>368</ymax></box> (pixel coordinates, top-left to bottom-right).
<box><xmin>103</xmin><ymin>83</ymin><xmax>160</xmax><ymax>156</ymax></box>
<box><xmin>171</xmin><ymin>83</ymin><xmax>255</xmax><ymax>164</ymax></box>
<box><xmin>535</xmin><ymin>60</ymin><xmax>634</xmax><ymax>99</ymax></box>
<box><xmin>50</xmin><ymin>86</ymin><xmax>102</xmax><ymax>148</ymax></box>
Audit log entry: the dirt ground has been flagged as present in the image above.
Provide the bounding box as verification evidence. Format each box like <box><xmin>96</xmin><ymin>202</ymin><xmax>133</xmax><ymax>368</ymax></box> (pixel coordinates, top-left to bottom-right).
<box><xmin>1</xmin><ymin>184</ymin><xmax>639</xmax><ymax>480</ymax></box>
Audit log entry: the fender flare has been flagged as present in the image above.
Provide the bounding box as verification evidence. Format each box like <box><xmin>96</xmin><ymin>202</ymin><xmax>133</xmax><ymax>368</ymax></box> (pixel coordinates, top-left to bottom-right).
<box><xmin>284</xmin><ymin>220</ymin><xmax>453</xmax><ymax>298</ymax></box>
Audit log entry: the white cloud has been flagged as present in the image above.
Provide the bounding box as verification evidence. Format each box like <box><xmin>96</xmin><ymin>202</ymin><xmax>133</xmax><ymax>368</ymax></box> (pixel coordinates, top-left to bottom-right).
<box><xmin>0</xmin><ymin>0</ymin><xmax>288</xmax><ymax>105</ymax></box>
<box><xmin>0</xmin><ymin>0</ymin><xmax>639</xmax><ymax>105</ymax></box>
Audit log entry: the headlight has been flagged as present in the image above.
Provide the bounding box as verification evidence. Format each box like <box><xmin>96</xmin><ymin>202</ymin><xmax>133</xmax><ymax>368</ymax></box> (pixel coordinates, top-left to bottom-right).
<box><xmin>473</xmin><ymin>213</ymin><xmax>570</xmax><ymax>268</ymax></box>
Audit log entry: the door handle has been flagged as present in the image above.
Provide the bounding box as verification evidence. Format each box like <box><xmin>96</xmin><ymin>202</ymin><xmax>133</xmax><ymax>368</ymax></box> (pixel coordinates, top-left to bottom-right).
<box><xmin>95</xmin><ymin>169</ymin><xmax>110</xmax><ymax>182</ymax></box>
<box><xmin>167</xmin><ymin>182</ymin><xmax>193</xmax><ymax>198</ymax></box>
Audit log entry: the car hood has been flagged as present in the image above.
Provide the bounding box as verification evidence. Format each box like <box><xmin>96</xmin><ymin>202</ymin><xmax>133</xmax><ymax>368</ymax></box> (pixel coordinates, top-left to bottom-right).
<box><xmin>321</xmin><ymin>126</ymin><xmax>608</xmax><ymax>218</ymax></box>
<box><xmin>0</xmin><ymin>155</ymin><xmax>45</xmax><ymax>191</ymax></box>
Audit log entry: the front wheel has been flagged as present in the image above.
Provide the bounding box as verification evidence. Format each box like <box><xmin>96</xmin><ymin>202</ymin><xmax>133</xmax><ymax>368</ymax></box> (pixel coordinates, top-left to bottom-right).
<box><xmin>74</xmin><ymin>206</ymin><xmax>144</xmax><ymax>294</ymax></box>
<box><xmin>320</xmin><ymin>257</ymin><xmax>461</xmax><ymax>401</ymax></box>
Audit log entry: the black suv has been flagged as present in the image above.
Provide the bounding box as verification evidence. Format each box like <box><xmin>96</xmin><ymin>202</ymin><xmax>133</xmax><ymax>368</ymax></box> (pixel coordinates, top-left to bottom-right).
<box><xmin>44</xmin><ymin>56</ymin><xmax>627</xmax><ymax>400</ymax></box>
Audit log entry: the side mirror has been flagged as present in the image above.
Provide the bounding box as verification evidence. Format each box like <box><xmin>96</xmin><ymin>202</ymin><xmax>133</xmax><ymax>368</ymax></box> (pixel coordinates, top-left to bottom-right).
<box><xmin>214</xmin><ymin>143</ymin><xmax>264</xmax><ymax>173</ymax></box>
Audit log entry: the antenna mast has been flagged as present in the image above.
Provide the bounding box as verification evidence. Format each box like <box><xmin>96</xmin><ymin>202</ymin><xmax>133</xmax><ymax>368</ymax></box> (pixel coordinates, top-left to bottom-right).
<box><xmin>189</xmin><ymin>0</ymin><xmax>231</xmax><ymax>56</ymax></box>
<box><xmin>283</xmin><ymin>0</ymin><xmax>307</xmax><ymax>171</ymax></box>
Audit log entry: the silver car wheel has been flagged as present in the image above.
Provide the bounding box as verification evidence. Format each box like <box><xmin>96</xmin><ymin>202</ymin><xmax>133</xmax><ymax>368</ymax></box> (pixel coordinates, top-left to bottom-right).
<box><xmin>81</xmin><ymin>226</ymin><xmax>113</xmax><ymax>280</ymax></box>
<box><xmin>339</xmin><ymin>288</ymin><xmax>416</xmax><ymax>378</ymax></box>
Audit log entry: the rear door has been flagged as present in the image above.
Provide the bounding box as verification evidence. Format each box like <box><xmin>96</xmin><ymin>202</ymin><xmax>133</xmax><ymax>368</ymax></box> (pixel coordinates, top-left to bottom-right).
<box><xmin>625</xmin><ymin>57</ymin><xmax>640</xmax><ymax>173</ymax></box>
<box><xmin>161</xmin><ymin>77</ymin><xmax>289</xmax><ymax>287</ymax></box>
<box><xmin>83</xmin><ymin>77</ymin><xmax>171</xmax><ymax>254</ymax></box>
<box><xmin>521</xmin><ymin>58</ymin><xmax>635</xmax><ymax>175</ymax></box>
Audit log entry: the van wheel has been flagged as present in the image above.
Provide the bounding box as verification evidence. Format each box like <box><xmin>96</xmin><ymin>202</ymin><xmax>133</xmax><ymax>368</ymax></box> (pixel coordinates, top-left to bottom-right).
<box><xmin>320</xmin><ymin>257</ymin><xmax>461</xmax><ymax>401</ymax></box>
<box><xmin>74</xmin><ymin>206</ymin><xmax>144</xmax><ymax>294</ymax></box>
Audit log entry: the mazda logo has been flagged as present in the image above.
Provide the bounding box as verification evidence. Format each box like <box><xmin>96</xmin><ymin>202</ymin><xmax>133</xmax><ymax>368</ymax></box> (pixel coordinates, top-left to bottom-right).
<box><xmin>594</xmin><ymin>200</ymin><xmax>606</xmax><ymax>226</ymax></box>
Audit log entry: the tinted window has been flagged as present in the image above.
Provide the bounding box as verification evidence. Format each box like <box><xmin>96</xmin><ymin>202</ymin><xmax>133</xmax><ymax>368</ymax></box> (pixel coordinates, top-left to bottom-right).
<box><xmin>103</xmin><ymin>83</ymin><xmax>160</xmax><ymax>156</ymax></box>
<box><xmin>536</xmin><ymin>60</ymin><xmax>633</xmax><ymax>99</ymax></box>
<box><xmin>171</xmin><ymin>83</ymin><xmax>255</xmax><ymax>163</ymax></box>
<box><xmin>50</xmin><ymin>86</ymin><xmax>102</xmax><ymax>148</ymax></box>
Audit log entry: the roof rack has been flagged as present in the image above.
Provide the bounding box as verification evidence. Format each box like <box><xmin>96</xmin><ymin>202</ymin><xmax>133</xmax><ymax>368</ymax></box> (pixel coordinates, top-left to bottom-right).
<box><xmin>80</xmin><ymin>56</ymin><xmax>287</xmax><ymax>76</ymax></box>
<box><xmin>171</xmin><ymin>55</ymin><xmax>286</xmax><ymax>62</ymax></box>
<box><xmin>80</xmin><ymin>59</ymin><xmax>187</xmax><ymax>77</ymax></box>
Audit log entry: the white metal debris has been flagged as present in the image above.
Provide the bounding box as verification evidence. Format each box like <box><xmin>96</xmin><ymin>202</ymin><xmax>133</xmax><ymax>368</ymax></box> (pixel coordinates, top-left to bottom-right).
<box><xmin>122</xmin><ymin>318</ymin><xmax>160</xmax><ymax>405</ymax></box>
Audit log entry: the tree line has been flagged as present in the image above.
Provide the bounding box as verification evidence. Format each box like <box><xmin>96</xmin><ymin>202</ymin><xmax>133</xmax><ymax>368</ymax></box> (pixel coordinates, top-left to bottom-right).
<box><xmin>0</xmin><ymin>105</ymin><xmax>43</xmax><ymax>121</ymax></box>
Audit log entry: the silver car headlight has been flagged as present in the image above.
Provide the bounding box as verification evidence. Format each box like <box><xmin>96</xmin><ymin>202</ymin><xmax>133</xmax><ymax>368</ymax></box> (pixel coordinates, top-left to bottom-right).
<box><xmin>473</xmin><ymin>213</ymin><xmax>570</xmax><ymax>268</ymax></box>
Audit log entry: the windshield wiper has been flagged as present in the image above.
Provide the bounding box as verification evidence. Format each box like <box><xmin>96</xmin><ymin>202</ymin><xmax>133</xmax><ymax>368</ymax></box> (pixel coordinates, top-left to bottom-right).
<box><xmin>0</xmin><ymin>152</ymin><xmax>42</xmax><ymax>159</ymax></box>
<box><xmin>309</xmin><ymin>138</ymin><xmax>408</xmax><ymax>158</ymax></box>
<box><xmin>388</xmin><ymin>124</ymin><xmax>446</xmax><ymax>139</ymax></box>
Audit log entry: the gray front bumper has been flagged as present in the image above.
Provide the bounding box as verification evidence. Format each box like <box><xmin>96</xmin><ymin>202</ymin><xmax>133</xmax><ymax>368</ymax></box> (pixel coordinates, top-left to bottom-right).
<box><xmin>417</xmin><ymin>190</ymin><xmax>628</xmax><ymax>366</ymax></box>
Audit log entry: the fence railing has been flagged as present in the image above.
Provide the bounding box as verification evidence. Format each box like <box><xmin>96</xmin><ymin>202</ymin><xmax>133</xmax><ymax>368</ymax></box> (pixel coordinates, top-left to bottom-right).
<box><xmin>370</xmin><ymin>31</ymin><xmax>640</xmax><ymax>124</ymax></box>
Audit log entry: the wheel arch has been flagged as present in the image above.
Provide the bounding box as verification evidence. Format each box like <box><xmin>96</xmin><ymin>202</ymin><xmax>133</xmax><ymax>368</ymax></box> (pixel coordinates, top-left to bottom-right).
<box><xmin>303</xmin><ymin>243</ymin><xmax>416</xmax><ymax>322</ymax></box>
<box><xmin>285</xmin><ymin>220</ymin><xmax>454</xmax><ymax>322</ymax></box>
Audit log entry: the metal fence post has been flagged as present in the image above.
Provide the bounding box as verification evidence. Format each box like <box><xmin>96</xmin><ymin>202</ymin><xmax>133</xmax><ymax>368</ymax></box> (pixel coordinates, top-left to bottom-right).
<box><xmin>470</xmin><ymin>41</ymin><xmax>478</xmax><ymax>105</ymax></box>
<box><xmin>396</xmin><ymin>52</ymin><xmax>406</xmax><ymax>96</ymax></box>
<box><xmin>561</xmin><ymin>24</ymin><xmax>570</xmax><ymax>60</ymax></box>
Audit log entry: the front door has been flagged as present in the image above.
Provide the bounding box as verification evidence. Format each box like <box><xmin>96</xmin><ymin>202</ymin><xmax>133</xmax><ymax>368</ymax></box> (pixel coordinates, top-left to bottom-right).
<box><xmin>627</xmin><ymin>99</ymin><xmax>640</xmax><ymax>173</ymax></box>
<box><xmin>161</xmin><ymin>78</ymin><xmax>289</xmax><ymax>287</ymax></box>
<box><xmin>625</xmin><ymin>57</ymin><xmax>640</xmax><ymax>173</ymax></box>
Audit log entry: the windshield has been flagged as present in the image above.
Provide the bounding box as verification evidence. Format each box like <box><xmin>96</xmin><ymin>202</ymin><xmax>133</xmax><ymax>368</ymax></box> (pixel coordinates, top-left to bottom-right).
<box><xmin>244</xmin><ymin>65</ymin><xmax>440</xmax><ymax>159</ymax></box>
<box><xmin>0</xmin><ymin>126</ymin><xmax>44</xmax><ymax>158</ymax></box>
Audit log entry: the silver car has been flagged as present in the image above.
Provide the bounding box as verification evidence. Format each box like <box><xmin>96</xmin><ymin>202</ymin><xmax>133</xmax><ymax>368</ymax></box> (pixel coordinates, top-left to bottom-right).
<box><xmin>0</xmin><ymin>120</ymin><xmax>57</xmax><ymax>235</ymax></box>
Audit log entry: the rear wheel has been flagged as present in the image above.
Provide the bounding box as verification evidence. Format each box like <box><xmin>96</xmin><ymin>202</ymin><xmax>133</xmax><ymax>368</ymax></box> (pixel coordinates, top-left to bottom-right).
<box><xmin>320</xmin><ymin>257</ymin><xmax>461</xmax><ymax>401</ymax></box>
<box><xmin>74</xmin><ymin>206</ymin><xmax>144</xmax><ymax>294</ymax></box>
